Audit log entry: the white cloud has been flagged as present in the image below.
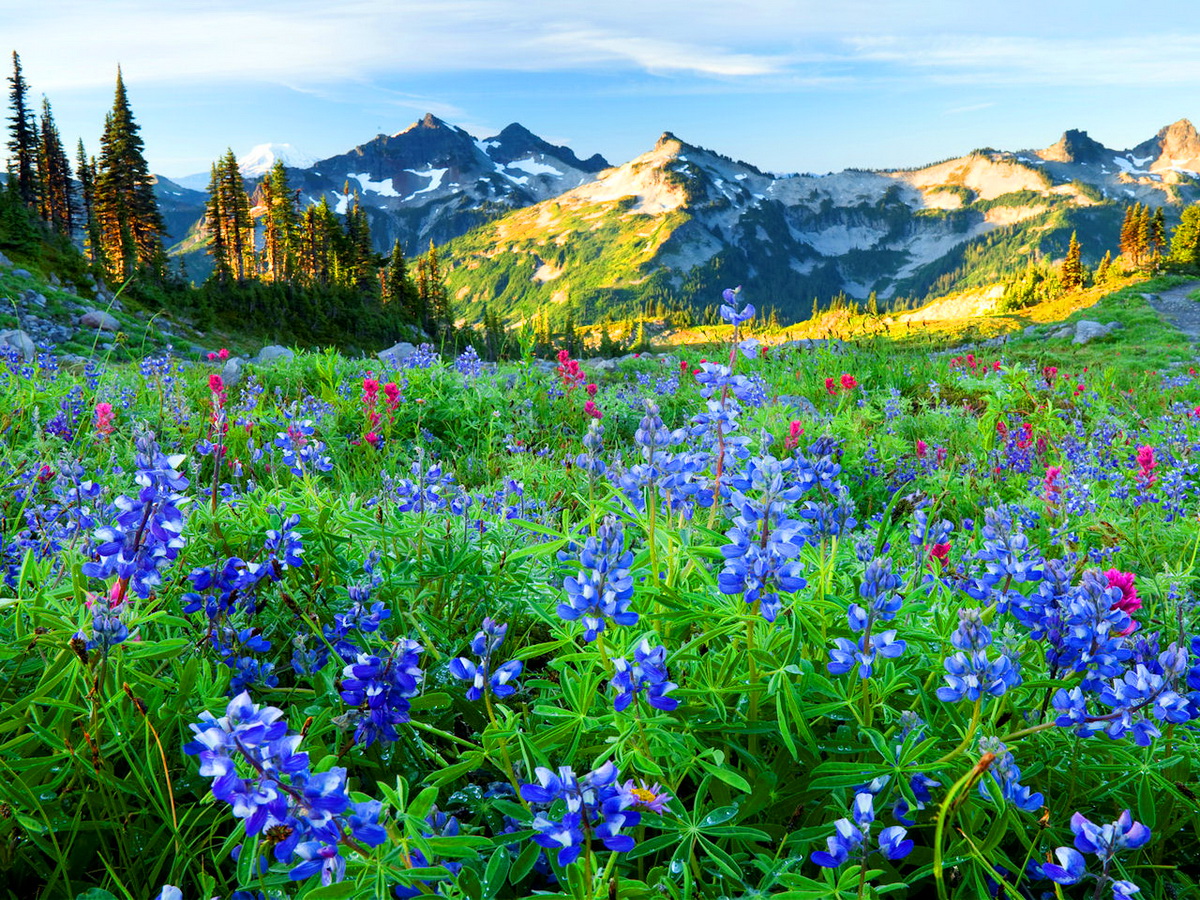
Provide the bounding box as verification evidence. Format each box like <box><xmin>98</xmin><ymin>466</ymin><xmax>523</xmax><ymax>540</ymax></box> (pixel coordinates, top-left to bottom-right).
<box><xmin>11</xmin><ymin>1</ymin><xmax>1200</xmax><ymax>94</ymax></box>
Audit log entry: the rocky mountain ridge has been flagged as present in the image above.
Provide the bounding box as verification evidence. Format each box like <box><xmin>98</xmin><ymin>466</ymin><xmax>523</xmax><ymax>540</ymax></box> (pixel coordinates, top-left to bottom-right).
<box><xmin>157</xmin><ymin>116</ymin><xmax>1200</xmax><ymax>321</ymax></box>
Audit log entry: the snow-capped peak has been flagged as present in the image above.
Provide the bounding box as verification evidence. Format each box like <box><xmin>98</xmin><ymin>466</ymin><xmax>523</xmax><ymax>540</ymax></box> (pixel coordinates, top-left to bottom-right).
<box><xmin>237</xmin><ymin>143</ymin><xmax>318</xmax><ymax>178</ymax></box>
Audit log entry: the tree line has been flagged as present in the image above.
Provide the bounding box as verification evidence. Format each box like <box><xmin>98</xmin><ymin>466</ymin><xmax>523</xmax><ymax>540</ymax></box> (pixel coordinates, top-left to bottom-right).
<box><xmin>2</xmin><ymin>50</ymin><xmax>462</xmax><ymax>350</ymax></box>
<box><xmin>5</xmin><ymin>51</ymin><xmax>165</xmax><ymax>281</ymax></box>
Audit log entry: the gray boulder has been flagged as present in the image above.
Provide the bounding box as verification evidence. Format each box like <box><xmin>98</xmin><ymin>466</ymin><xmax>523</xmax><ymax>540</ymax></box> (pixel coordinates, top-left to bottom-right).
<box><xmin>253</xmin><ymin>345</ymin><xmax>294</xmax><ymax>365</ymax></box>
<box><xmin>11</xmin><ymin>268</ymin><xmax>33</xmax><ymax>280</ymax></box>
<box><xmin>20</xmin><ymin>288</ymin><xmax>46</xmax><ymax>308</ymax></box>
<box><xmin>0</xmin><ymin>329</ymin><xmax>35</xmax><ymax>360</ymax></box>
<box><xmin>377</xmin><ymin>341</ymin><xmax>417</xmax><ymax>364</ymax></box>
<box><xmin>584</xmin><ymin>358</ymin><xmax>620</xmax><ymax>374</ymax></box>
<box><xmin>1072</xmin><ymin>320</ymin><xmax>1123</xmax><ymax>345</ymax></box>
<box><xmin>80</xmin><ymin>309</ymin><xmax>121</xmax><ymax>331</ymax></box>
<box><xmin>0</xmin><ymin>250</ymin><xmax>11</xmax><ymax>267</ymax></box>
<box><xmin>59</xmin><ymin>354</ymin><xmax>89</xmax><ymax>374</ymax></box>
<box><xmin>221</xmin><ymin>356</ymin><xmax>246</xmax><ymax>387</ymax></box>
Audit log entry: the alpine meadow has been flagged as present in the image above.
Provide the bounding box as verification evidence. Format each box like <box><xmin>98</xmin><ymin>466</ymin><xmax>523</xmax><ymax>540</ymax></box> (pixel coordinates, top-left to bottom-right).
<box><xmin>9</xmin><ymin>11</ymin><xmax>1200</xmax><ymax>900</ymax></box>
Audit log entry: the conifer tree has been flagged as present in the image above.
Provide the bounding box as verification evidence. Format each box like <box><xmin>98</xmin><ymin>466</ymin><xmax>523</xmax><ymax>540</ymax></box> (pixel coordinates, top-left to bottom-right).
<box><xmin>298</xmin><ymin>200</ymin><xmax>336</xmax><ymax>285</ymax></box>
<box><xmin>420</xmin><ymin>240</ymin><xmax>450</xmax><ymax>335</ymax></box>
<box><xmin>6</xmin><ymin>52</ymin><xmax>38</xmax><ymax>208</ymax></box>
<box><xmin>93</xmin><ymin>68</ymin><xmax>166</xmax><ymax>279</ymax></box>
<box><xmin>1167</xmin><ymin>205</ymin><xmax>1200</xmax><ymax>270</ymax></box>
<box><xmin>342</xmin><ymin>194</ymin><xmax>378</xmax><ymax>290</ymax></box>
<box><xmin>204</xmin><ymin>162</ymin><xmax>232</xmax><ymax>283</ymax></box>
<box><xmin>36</xmin><ymin>98</ymin><xmax>73</xmax><ymax>236</ymax></box>
<box><xmin>75</xmin><ymin>140</ymin><xmax>100</xmax><ymax>261</ymax></box>
<box><xmin>1095</xmin><ymin>249</ymin><xmax>1112</xmax><ymax>283</ymax></box>
<box><xmin>1119</xmin><ymin>203</ymin><xmax>1142</xmax><ymax>267</ymax></box>
<box><xmin>260</xmin><ymin>160</ymin><xmax>297</xmax><ymax>282</ymax></box>
<box><xmin>1060</xmin><ymin>231</ymin><xmax>1084</xmax><ymax>292</ymax></box>
<box><xmin>382</xmin><ymin>239</ymin><xmax>422</xmax><ymax>323</ymax></box>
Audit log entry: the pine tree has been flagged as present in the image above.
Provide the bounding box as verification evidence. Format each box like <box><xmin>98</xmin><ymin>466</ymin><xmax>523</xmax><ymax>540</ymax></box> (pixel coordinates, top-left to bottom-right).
<box><xmin>1168</xmin><ymin>205</ymin><xmax>1200</xmax><ymax>270</ymax></box>
<box><xmin>93</xmin><ymin>68</ymin><xmax>166</xmax><ymax>280</ymax></box>
<box><xmin>204</xmin><ymin>162</ymin><xmax>232</xmax><ymax>283</ymax></box>
<box><xmin>260</xmin><ymin>160</ymin><xmax>297</xmax><ymax>282</ymax></box>
<box><xmin>1118</xmin><ymin>203</ymin><xmax>1141</xmax><ymax>267</ymax></box>
<box><xmin>421</xmin><ymin>240</ymin><xmax>450</xmax><ymax>335</ymax></box>
<box><xmin>36</xmin><ymin>98</ymin><xmax>73</xmax><ymax>236</ymax></box>
<box><xmin>1060</xmin><ymin>231</ymin><xmax>1084</xmax><ymax>292</ymax></box>
<box><xmin>381</xmin><ymin>239</ymin><xmax>422</xmax><ymax>323</ymax></box>
<box><xmin>75</xmin><ymin>139</ymin><xmax>99</xmax><ymax>259</ymax></box>
<box><xmin>297</xmin><ymin>198</ymin><xmax>341</xmax><ymax>285</ymax></box>
<box><xmin>1095</xmin><ymin>250</ymin><xmax>1113</xmax><ymax>283</ymax></box>
<box><xmin>342</xmin><ymin>194</ymin><xmax>378</xmax><ymax>290</ymax></box>
<box><xmin>6</xmin><ymin>52</ymin><xmax>38</xmax><ymax>208</ymax></box>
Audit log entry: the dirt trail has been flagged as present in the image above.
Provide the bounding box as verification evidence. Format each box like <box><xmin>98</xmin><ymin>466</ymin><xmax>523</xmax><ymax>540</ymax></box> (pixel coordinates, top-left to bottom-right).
<box><xmin>1141</xmin><ymin>281</ymin><xmax>1200</xmax><ymax>339</ymax></box>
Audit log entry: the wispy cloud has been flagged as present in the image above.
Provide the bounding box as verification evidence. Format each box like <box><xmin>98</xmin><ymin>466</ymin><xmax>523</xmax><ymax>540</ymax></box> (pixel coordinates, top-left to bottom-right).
<box><xmin>846</xmin><ymin>33</ymin><xmax>1200</xmax><ymax>87</ymax></box>
<box><xmin>15</xmin><ymin>1</ymin><xmax>1200</xmax><ymax>95</ymax></box>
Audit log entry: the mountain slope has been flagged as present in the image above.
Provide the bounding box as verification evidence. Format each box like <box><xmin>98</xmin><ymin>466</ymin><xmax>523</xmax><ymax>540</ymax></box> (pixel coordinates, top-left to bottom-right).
<box><xmin>441</xmin><ymin>122</ymin><xmax>1200</xmax><ymax>323</ymax></box>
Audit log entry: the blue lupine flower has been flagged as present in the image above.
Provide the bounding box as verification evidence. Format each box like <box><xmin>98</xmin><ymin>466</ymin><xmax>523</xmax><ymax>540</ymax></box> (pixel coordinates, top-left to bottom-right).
<box><xmin>449</xmin><ymin>618</ymin><xmax>523</xmax><ymax>701</ymax></box>
<box><xmin>976</xmin><ymin>738</ymin><xmax>1043</xmax><ymax>812</ymax></box>
<box><xmin>273</xmin><ymin>419</ymin><xmax>333</xmax><ymax>477</ymax></box>
<box><xmin>719</xmin><ymin>287</ymin><xmax>754</xmax><ymax>325</ymax></box>
<box><xmin>559</xmin><ymin>517</ymin><xmax>638</xmax><ymax>642</ymax></box>
<box><xmin>184</xmin><ymin>692</ymin><xmax>386</xmax><ymax>887</ymax></box>
<box><xmin>338</xmin><ymin>639</ymin><xmax>425</xmax><ymax>745</ymax></box>
<box><xmin>1039</xmin><ymin>810</ymin><xmax>1149</xmax><ymax>896</ymax></box>
<box><xmin>455</xmin><ymin>345</ymin><xmax>484</xmax><ymax>377</ymax></box>
<box><xmin>611</xmin><ymin>639</ymin><xmax>678</xmax><ymax>712</ymax></box>
<box><xmin>82</xmin><ymin>433</ymin><xmax>188</xmax><ymax>599</ymax></box>
<box><xmin>936</xmin><ymin>609</ymin><xmax>1021</xmax><ymax>702</ymax></box>
<box><xmin>1040</xmin><ymin>847</ymin><xmax>1086</xmax><ymax>885</ymax></box>
<box><xmin>519</xmin><ymin>761</ymin><xmax>643</xmax><ymax>866</ymax></box>
<box><xmin>717</xmin><ymin>454</ymin><xmax>815</xmax><ymax>622</ymax></box>
<box><xmin>811</xmin><ymin>791</ymin><xmax>913</xmax><ymax>868</ymax></box>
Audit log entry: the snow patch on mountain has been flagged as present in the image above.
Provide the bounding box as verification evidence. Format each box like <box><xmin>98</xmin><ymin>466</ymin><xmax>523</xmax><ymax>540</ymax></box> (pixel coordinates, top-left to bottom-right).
<box><xmin>403</xmin><ymin>167</ymin><xmax>448</xmax><ymax>200</ymax></box>
<box><xmin>506</xmin><ymin>158</ymin><xmax>563</xmax><ymax>178</ymax></box>
<box><xmin>348</xmin><ymin>172</ymin><xmax>400</xmax><ymax>197</ymax></box>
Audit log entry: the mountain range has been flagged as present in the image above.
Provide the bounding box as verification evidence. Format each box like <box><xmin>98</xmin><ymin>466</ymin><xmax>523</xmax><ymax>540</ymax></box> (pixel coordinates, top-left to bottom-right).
<box><xmin>156</xmin><ymin>115</ymin><xmax>1200</xmax><ymax>323</ymax></box>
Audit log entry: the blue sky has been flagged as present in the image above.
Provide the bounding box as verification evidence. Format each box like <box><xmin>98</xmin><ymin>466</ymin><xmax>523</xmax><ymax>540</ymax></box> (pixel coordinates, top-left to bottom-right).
<box><xmin>7</xmin><ymin>0</ymin><xmax>1200</xmax><ymax>179</ymax></box>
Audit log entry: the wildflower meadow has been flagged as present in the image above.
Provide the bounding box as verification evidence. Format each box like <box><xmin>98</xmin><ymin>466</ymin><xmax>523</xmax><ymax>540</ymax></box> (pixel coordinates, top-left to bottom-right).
<box><xmin>3</xmin><ymin>286</ymin><xmax>1200</xmax><ymax>900</ymax></box>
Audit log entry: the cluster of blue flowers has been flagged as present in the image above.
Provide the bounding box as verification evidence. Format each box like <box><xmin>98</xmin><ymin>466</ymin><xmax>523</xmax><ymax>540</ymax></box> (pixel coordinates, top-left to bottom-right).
<box><xmin>828</xmin><ymin>556</ymin><xmax>905</xmax><ymax>677</ymax></box>
<box><xmin>449</xmin><ymin>618</ymin><xmax>523</xmax><ymax>701</ymax></box>
<box><xmin>610</xmin><ymin>639</ymin><xmax>678</xmax><ymax>712</ymax></box>
<box><xmin>558</xmin><ymin>516</ymin><xmax>638</xmax><ymax>642</ymax></box>
<box><xmin>272</xmin><ymin>419</ymin><xmax>333</xmax><ymax>477</ymax></box>
<box><xmin>936</xmin><ymin>608</ymin><xmax>1021</xmax><ymax>703</ymax></box>
<box><xmin>184</xmin><ymin>692</ymin><xmax>387</xmax><ymax>886</ymax></box>
<box><xmin>810</xmin><ymin>792</ymin><xmax>912</xmax><ymax>868</ymax></box>
<box><xmin>338</xmin><ymin>638</ymin><xmax>425</xmax><ymax>746</ymax></box>
<box><xmin>519</xmin><ymin>761</ymin><xmax>649</xmax><ymax>865</ymax></box>
<box><xmin>82</xmin><ymin>433</ymin><xmax>188</xmax><ymax>599</ymax></box>
<box><xmin>1038</xmin><ymin>810</ymin><xmax>1149</xmax><ymax>898</ymax></box>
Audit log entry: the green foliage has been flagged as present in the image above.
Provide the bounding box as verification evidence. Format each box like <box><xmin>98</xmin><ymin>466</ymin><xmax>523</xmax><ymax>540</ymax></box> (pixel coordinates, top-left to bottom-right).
<box><xmin>0</xmin><ymin>289</ymin><xmax>1199</xmax><ymax>900</ymax></box>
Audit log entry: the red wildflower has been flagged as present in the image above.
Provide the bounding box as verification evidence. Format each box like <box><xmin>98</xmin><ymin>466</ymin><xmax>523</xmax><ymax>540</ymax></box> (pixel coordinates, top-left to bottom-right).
<box><xmin>825</xmin><ymin>377</ymin><xmax>837</xmax><ymax>396</ymax></box>
<box><xmin>584</xmin><ymin>400</ymin><xmax>603</xmax><ymax>419</ymax></box>
<box><xmin>1105</xmin><ymin>569</ymin><xmax>1141</xmax><ymax>634</ymax></box>
<box><xmin>1135</xmin><ymin>445</ymin><xmax>1157</xmax><ymax>487</ymax></box>
<box><xmin>915</xmin><ymin>439</ymin><xmax>928</xmax><ymax>458</ymax></box>
<box><xmin>839</xmin><ymin>373</ymin><xmax>858</xmax><ymax>390</ymax></box>
<box><xmin>784</xmin><ymin>420</ymin><xmax>804</xmax><ymax>450</ymax></box>
<box><xmin>95</xmin><ymin>402</ymin><xmax>114</xmax><ymax>436</ymax></box>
